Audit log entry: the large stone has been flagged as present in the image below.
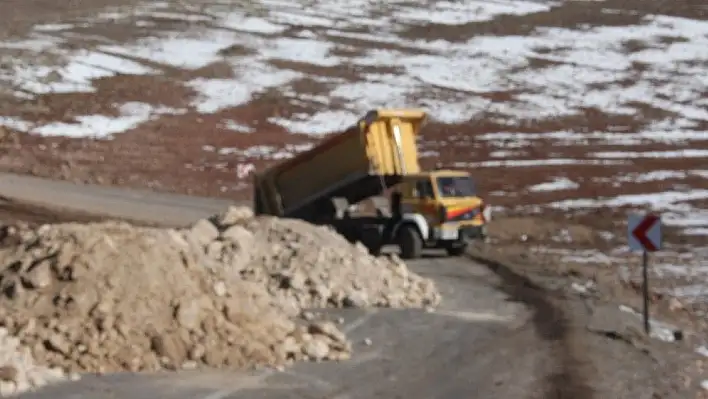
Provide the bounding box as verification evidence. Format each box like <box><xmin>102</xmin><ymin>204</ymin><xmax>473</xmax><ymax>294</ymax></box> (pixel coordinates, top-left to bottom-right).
<box><xmin>186</xmin><ymin>219</ymin><xmax>219</xmax><ymax>247</ymax></box>
<box><xmin>21</xmin><ymin>260</ymin><xmax>53</xmax><ymax>289</ymax></box>
<box><xmin>220</xmin><ymin>225</ymin><xmax>254</xmax><ymax>244</ymax></box>
<box><xmin>0</xmin><ymin>366</ymin><xmax>18</xmax><ymax>382</ymax></box>
<box><xmin>44</xmin><ymin>334</ymin><xmax>71</xmax><ymax>356</ymax></box>
<box><xmin>302</xmin><ymin>338</ymin><xmax>330</xmax><ymax>360</ymax></box>
<box><xmin>308</xmin><ymin>322</ymin><xmax>347</xmax><ymax>343</ymax></box>
<box><xmin>214</xmin><ymin>206</ymin><xmax>254</xmax><ymax>228</ymax></box>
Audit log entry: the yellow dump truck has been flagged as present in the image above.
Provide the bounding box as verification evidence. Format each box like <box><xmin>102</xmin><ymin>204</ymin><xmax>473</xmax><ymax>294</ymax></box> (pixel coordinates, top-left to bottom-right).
<box><xmin>253</xmin><ymin>109</ymin><xmax>491</xmax><ymax>259</ymax></box>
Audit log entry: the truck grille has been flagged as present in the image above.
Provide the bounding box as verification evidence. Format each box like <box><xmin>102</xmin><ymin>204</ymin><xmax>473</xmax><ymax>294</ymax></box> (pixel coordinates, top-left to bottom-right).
<box><xmin>445</xmin><ymin>207</ymin><xmax>479</xmax><ymax>222</ymax></box>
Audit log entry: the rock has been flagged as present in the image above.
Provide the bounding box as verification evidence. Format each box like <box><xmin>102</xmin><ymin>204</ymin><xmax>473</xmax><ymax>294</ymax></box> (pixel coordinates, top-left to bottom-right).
<box><xmin>0</xmin><ymin>365</ymin><xmax>18</xmax><ymax>382</ymax></box>
<box><xmin>280</xmin><ymin>336</ymin><xmax>301</xmax><ymax>358</ymax></box>
<box><xmin>668</xmin><ymin>297</ymin><xmax>683</xmax><ymax>312</ymax></box>
<box><xmin>220</xmin><ymin>225</ymin><xmax>254</xmax><ymax>243</ymax></box>
<box><xmin>281</xmin><ymin>273</ymin><xmax>306</xmax><ymax>290</ymax></box>
<box><xmin>203</xmin><ymin>348</ymin><xmax>227</xmax><ymax>367</ymax></box>
<box><xmin>328</xmin><ymin>350</ymin><xmax>351</xmax><ymax>361</ymax></box>
<box><xmin>213</xmin><ymin>281</ymin><xmax>227</xmax><ymax>297</ymax></box>
<box><xmin>188</xmin><ymin>344</ymin><xmax>205</xmax><ymax>361</ymax></box>
<box><xmin>343</xmin><ymin>291</ymin><xmax>369</xmax><ymax>307</ymax></box>
<box><xmin>205</xmin><ymin>241</ymin><xmax>224</xmax><ymax>259</ymax></box>
<box><xmin>308</xmin><ymin>322</ymin><xmax>347</xmax><ymax>343</ymax></box>
<box><xmin>44</xmin><ymin>334</ymin><xmax>71</xmax><ymax>356</ymax></box>
<box><xmin>175</xmin><ymin>300</ymin><xmax>207</xmax><ymax>330</ymax></box>
<box><xmin>302</xmin><ymin>338</ymin><xmax>330</xmax><ymax>360</ymax></box>
<box><xmin>181</xmin><ymin>361</ymin><xmax>198</xmax><ymax>370</ymax></box>
<box><xmin>0</xmin><ymin>381</ymin><xmax>16</xmax><ymax>396</ymax></box>
<box><xmin>187</xmin><ymin>219</ymin><xmax>219</xmax><ymax>247</ymax></box>
<box><xmin>150</xmin><ymin>335</ymin><xmax>186</xmax><ymax>365</ymax></box>
<box><xmin>22</xmin><ymin>260</ymin><xmax>53</xmax><ymax>289</ymax></box>
<box><xmin>215</xmin><ymin>206</ymin><xmax>254</xmax><ymax>228</ymax></box>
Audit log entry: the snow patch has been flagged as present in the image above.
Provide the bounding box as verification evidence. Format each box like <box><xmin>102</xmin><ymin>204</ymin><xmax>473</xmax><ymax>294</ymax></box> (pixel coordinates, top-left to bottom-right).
<box><xmin>459</xmin><ymin>159</ymin><xmax>626</xmax><ymax>168</ymax></box>
<box><xmin>394</xmin><ymin>0</ymin><xmax>555</xmax><ymax>25</ymax></box>
<box><xmin>528</xmin><ymin>177</ymin><xmax>579</xmax><ymax>192</ymax></box>
<box><xmin>186</xmin><ymin>61</ymin><xmax>301</xmax><ymax>113</ymax></box>
<box><xmin>100</xmin><ymin>30</ymin><xmax>238</xmax><ymax>69</ymax></box>
<box><xmin>221</xmin><ymin>14</ymin><xmax>288</xmax><ymax>34</ymax></box>
<box><xmin>549</xmin><ymin>190</ymin><xmax>708</xmax><ymax>232</ymax></box>
<box><xmin>591</xmin><ymin>150</ymin><xmax>708</xmax><ymax>159</ymax></box>
<box><xmin>7</xmin><ymin>50</ymin><xmax>155</xmax><ymax>95</ymax></box>
<box><xmin>32</xmin><ymin>103</ymin><xmax>183</xmax><ymax>138</ymax></box>
<box><xmin>269</xmin><ymin>110</ymin><xmax>358</xmax><ymax>135</ymax></box>
<box><xmin>619</xmin><ymin>305</ymin><xmax>679</xmax><ymax>343</ymax></box>
<box><xmin>222</xmin><ymin>120</ymin><xmax>255</xmax><ymax>133</ymax></box>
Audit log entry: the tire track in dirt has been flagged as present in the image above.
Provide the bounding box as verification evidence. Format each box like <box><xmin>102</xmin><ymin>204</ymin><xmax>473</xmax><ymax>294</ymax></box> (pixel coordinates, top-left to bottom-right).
<box><xmin>466</xmin><ymin>253</ymin><xmax>595</xmax><ymax>399</ymax></box>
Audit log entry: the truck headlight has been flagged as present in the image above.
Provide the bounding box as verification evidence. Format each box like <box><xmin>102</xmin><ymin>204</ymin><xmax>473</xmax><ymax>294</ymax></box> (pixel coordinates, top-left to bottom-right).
<box><xmin>482</xmin><ymin>205</ymin><xmax>492</xmax><ymax>222</ymax></box>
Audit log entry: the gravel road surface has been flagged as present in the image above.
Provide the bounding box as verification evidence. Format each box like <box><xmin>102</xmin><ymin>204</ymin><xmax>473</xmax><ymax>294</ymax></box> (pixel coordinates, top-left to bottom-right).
<box><xmin>0</xmin><ymin>172</ymin><xmax>230</xmax><ymax>226</ymax></box>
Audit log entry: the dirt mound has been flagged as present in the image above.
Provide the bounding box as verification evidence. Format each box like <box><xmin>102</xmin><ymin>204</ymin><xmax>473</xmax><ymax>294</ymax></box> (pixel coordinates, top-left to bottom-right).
<box><xmin>0</xmin><ymin>207</ymin><xmax>440</xmax><ymax>396</ymax></box>
<box><xmin>199</xmin><ymin>206</ymin><xmax>440</xmax><ymax>312</ymax></box>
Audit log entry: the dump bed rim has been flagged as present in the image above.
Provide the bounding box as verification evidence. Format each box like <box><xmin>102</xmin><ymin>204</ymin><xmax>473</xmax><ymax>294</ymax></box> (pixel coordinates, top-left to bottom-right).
<box><xmin>260</xmin><ymin>108</ymin><xmax>427</xmax><ymax>178</ymax></box>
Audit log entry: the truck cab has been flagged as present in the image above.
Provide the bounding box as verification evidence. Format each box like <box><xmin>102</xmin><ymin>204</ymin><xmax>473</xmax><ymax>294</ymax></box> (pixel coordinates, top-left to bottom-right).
<box><xmin>394</xmin><ymin>170</ymin><xmax>491</xmax><ymax>258</ymax></box>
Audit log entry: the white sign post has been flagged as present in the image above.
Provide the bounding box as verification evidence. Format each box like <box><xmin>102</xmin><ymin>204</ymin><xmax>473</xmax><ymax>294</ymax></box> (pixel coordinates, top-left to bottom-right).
<box><xmin>627</xmin><ymin>213</ymin><xmax>662</xmax><ymax>335</ymax></box>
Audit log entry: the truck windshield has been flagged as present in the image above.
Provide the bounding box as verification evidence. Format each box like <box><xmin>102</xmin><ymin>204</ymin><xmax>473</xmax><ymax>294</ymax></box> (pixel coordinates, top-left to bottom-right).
<box><xmin>436</xmin><ymin>176</ymin><xmax>476</xmax><ymax>198</ymax></box>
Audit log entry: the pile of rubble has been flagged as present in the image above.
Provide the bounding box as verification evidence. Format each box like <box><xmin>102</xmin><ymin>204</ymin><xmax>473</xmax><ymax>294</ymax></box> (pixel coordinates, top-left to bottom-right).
<box><xmin>199</xmin><ymin>206</ymin><xmax>439</xmax><ymax>312</ymax></box>
<box><xmin>0</xmin><ymin>206</ymin><xmax>440</xmax><ymax>396</ymax></box>
<box><xmin>0</xmin><ymin>327</ymin><xmax>67</xmax><ymax>396</ymax></box>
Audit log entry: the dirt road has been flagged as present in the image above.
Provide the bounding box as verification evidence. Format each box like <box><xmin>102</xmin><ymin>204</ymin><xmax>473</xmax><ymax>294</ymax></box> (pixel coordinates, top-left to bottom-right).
<box><xmin>0</xmin><ymin>172</ymin><xmax>230</xmax><ymax>226</ymax></box>
<box><xmin>0</xmin><ymin>172</ymin><xmax>691</xmax><ymax>399</ymax></box>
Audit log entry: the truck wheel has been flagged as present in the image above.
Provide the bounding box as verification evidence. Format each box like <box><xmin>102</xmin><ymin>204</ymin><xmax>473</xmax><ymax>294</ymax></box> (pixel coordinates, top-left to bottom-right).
<box><xmin>398</xmin><ymin>224</ymin><xmax>423</xmax><ymax>259</ymax></box>
<box><xmin>445</xmin><ymin>243</ymin><xmax>468</xmax><ymax>257</ymax></box>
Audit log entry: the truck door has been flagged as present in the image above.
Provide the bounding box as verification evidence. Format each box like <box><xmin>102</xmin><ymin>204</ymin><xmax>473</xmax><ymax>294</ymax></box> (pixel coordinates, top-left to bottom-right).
<box><xmin>401</xmin><ymin>178</ymin><xmax>438</xmax><ymax>225</ymax></box>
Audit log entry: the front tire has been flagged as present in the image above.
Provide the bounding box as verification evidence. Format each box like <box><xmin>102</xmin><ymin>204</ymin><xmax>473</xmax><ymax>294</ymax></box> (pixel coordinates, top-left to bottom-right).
<box><xmin>398</xmin><ymin>224</ymin><xmax>423</xmax><ymax>259</ymax></box>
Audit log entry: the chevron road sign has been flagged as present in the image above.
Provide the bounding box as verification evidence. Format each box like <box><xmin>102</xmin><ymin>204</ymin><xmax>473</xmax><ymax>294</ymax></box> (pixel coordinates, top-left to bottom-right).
<box><xmin>627</xmin><ymin>213</ymin><xmax>662</xmax><ymax>336</ymax></box>
<box><xmin>628</xmin><ymin>213</ymin><xmax>661</xmax><ymax>252</ymax></box>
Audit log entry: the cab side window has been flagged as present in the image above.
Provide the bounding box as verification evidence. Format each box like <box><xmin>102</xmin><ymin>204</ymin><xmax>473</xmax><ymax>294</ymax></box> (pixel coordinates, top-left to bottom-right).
<box><xmin>415</xmin><ymin>180</ymin><xmax>434</xmax><ymax>198</ymax></box>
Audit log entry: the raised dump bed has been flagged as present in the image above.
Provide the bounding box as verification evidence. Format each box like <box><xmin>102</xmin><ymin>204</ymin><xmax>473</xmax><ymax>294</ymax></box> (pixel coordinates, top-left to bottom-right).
<box><xmin>254</xmin><ymin>109</ymin><xmax>425</xmax><ymax>221</ymax></box>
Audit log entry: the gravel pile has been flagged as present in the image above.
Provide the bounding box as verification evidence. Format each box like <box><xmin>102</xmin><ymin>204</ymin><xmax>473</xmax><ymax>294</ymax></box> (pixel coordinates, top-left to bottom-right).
<box><xmin>0</xmin><ymin>206</ymin><xmax>440</xmax><ymax>396</ymax></box>
<box><xmin>199</xmin><ymin>206</ymin><xmax>440</xmax><ymax>313</ymax></box>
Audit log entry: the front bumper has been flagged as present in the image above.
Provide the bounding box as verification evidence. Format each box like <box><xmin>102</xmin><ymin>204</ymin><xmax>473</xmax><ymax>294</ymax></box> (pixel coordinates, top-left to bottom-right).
<box><xmin>461</xmin><ymin>225</ymin><xmax>486</xmax><ymax>239</ymax></box>
<box><xmin>433</xmin><ymin>224</ymin><xmax>487</xmax><ymax>241</ymax></box>
<box><xmin>432</xmin><ymin>203</ymin><xmax>491</xmax><ymax>242</ymax></box>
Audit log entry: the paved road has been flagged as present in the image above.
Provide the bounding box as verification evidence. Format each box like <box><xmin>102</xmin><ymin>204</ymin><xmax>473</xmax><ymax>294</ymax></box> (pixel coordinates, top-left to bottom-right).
<box><xmin>0</xmin><ymin>172</ymin><xmax>575</xmax><ymax>398</ymax></box>
<box><xmin>0</xmin><ymin>173</ymin><xmax>232</xmax><ymax>226</ymax></box>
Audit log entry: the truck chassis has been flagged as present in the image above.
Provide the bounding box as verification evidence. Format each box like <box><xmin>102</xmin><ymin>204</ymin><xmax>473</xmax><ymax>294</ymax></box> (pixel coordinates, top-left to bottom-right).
<box><xmin>318</xmin><ymin>196</ymin><xmax>485</xmax><ymax>259</ymax></box>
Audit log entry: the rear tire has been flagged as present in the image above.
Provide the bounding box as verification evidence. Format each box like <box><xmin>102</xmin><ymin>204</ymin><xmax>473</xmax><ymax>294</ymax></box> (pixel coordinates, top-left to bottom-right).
<box><xmin>398</xmin><ymin>224</ymin><xmax>423</xmax><ymax>259</ymax></box>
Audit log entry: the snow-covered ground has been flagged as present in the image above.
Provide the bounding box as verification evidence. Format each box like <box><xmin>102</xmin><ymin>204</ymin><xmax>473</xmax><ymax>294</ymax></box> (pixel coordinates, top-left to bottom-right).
<box><xmin>0</xmin><ymin>1</ymin><xmax>706</xmax><ymax>133</ymax></box>
<box><xmin>535</xmin><ymin>245</ymin><xmax>708</xmax><ymax>304</ymax></box>
<box><xmin>0</xmin><ymin>0</ymin><xmax>705</xmax><ymax>238</ymax></box>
